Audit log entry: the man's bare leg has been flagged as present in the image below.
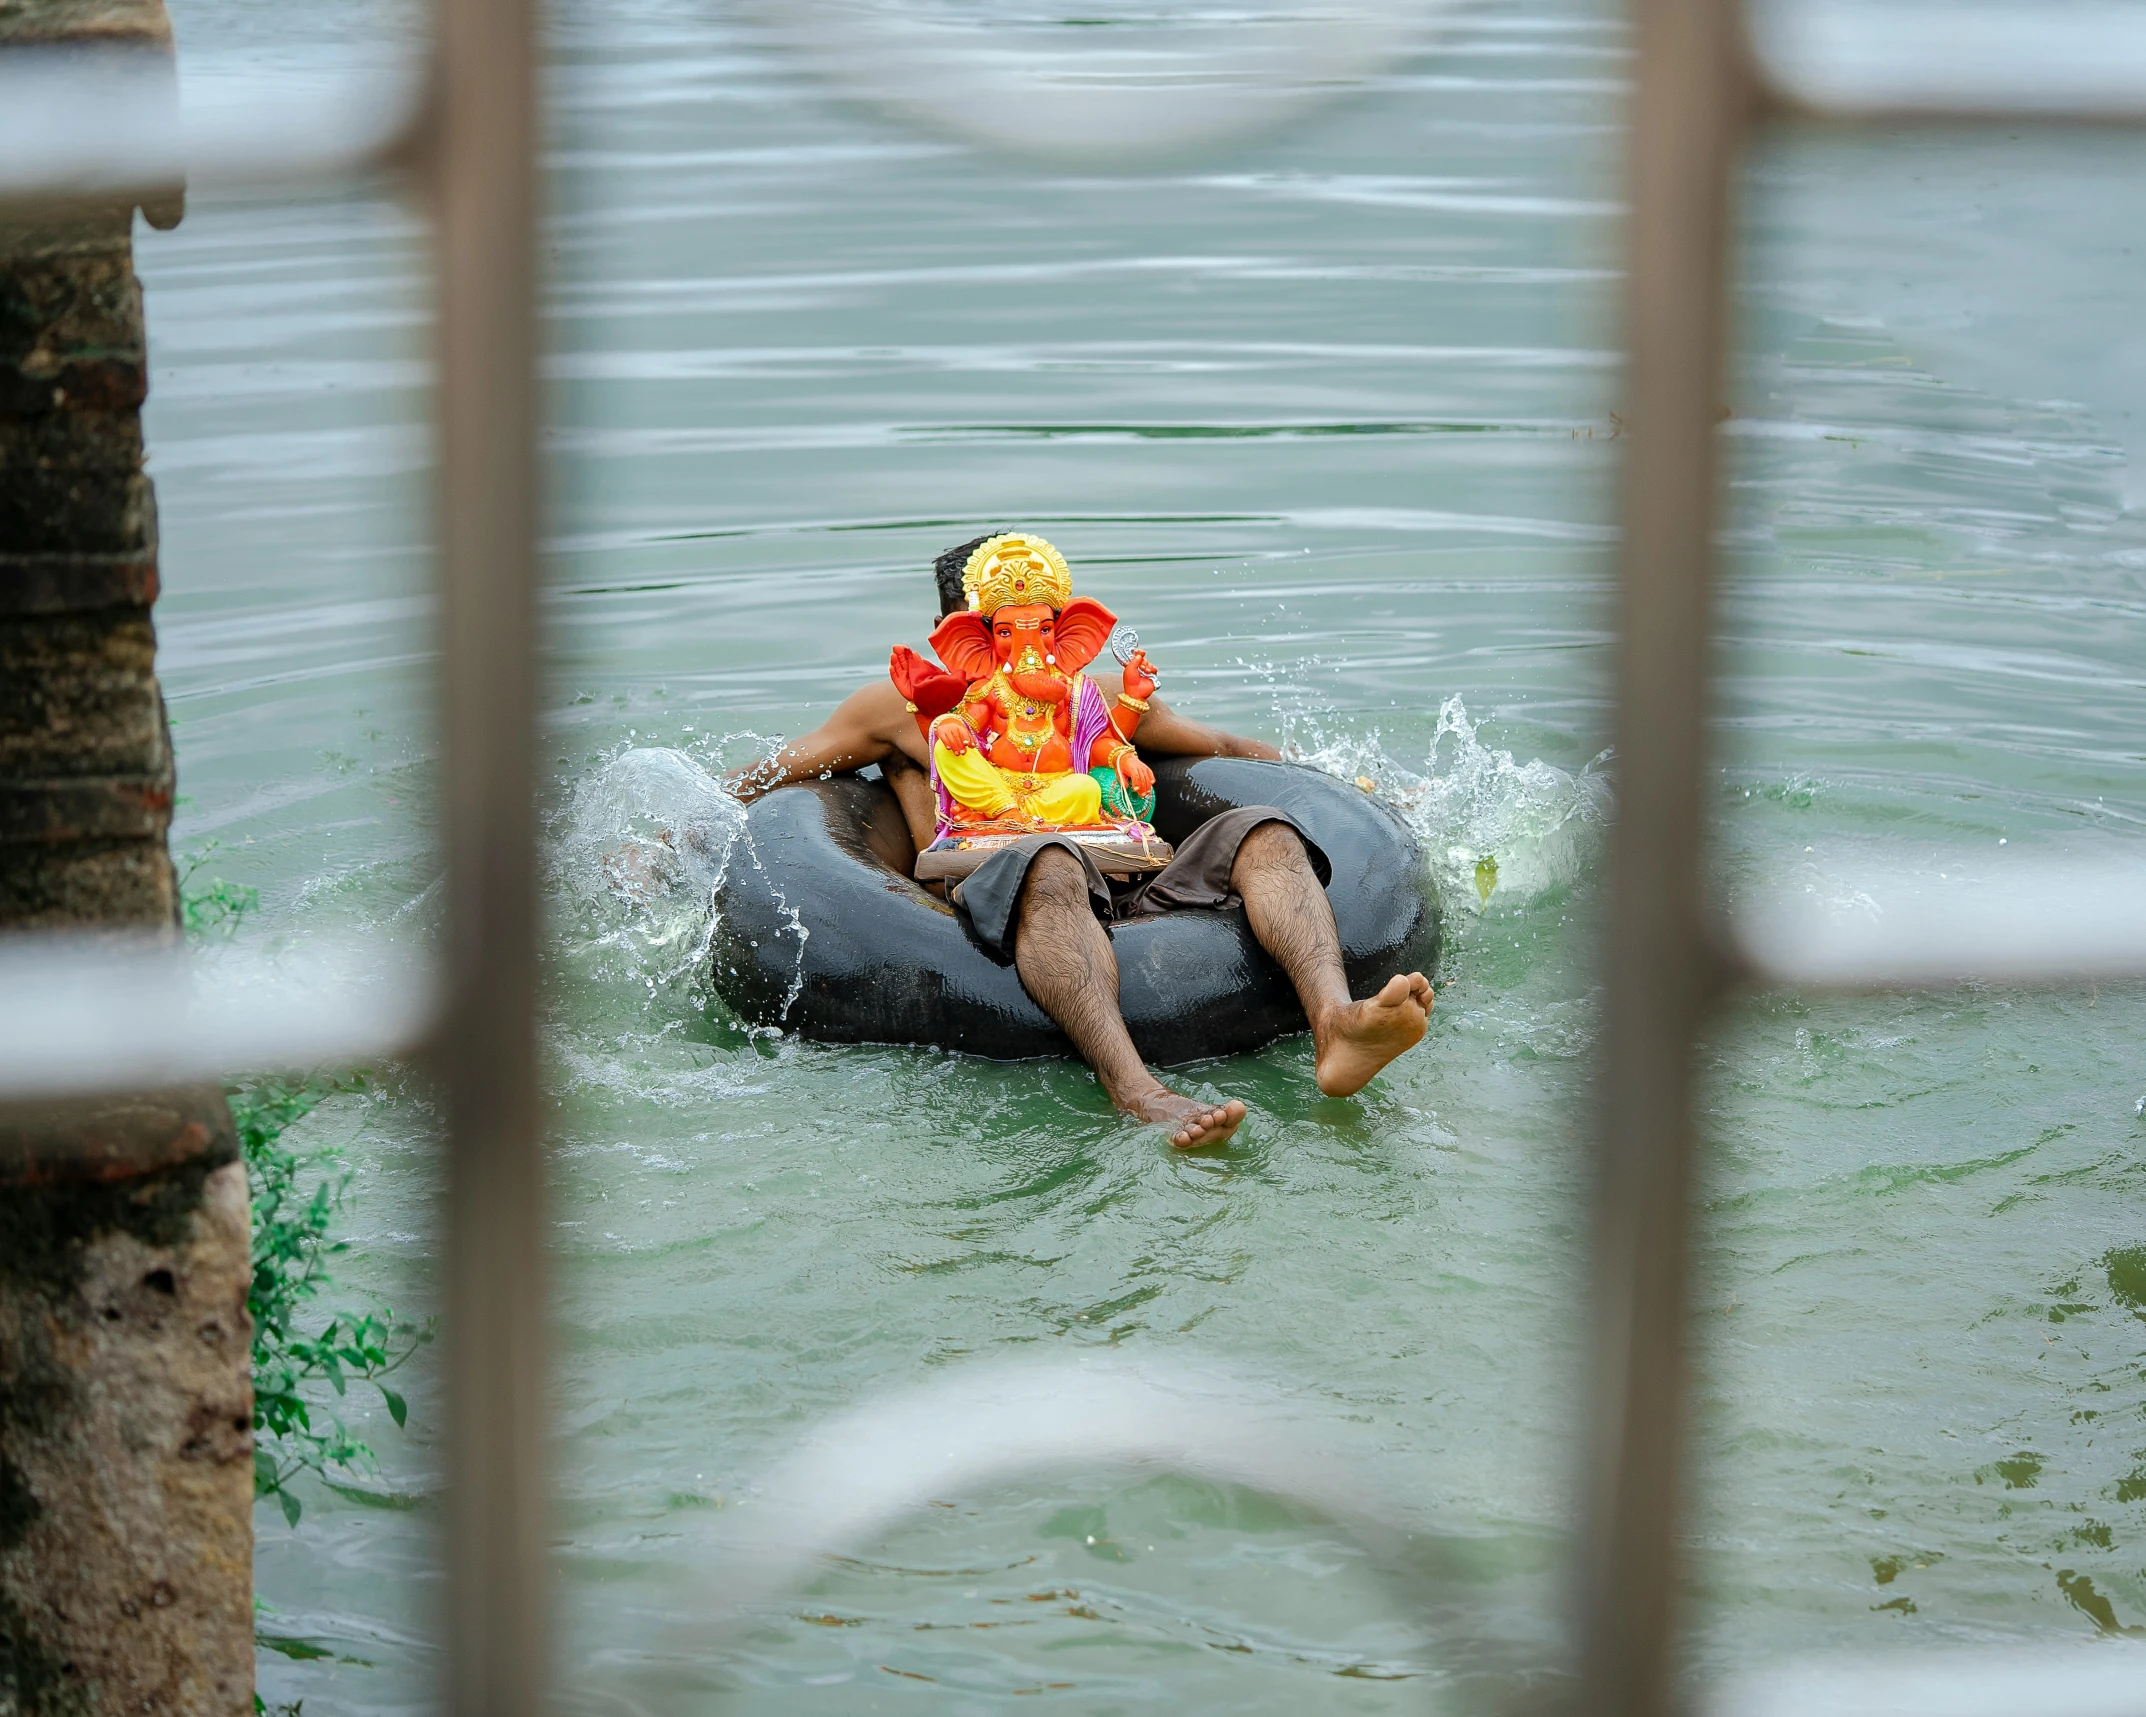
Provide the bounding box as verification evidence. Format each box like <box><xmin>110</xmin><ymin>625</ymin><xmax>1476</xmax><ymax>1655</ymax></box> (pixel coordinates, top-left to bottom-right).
<box><xmin>1013</xmin><ymin>848</ymin><xmax>1246</xmax><ymax>1148</ymax></box>
<box><xmin>1232</xmin><ymin>821</ymin><xmax>1432</xmax><ymax>1097</ymax></box>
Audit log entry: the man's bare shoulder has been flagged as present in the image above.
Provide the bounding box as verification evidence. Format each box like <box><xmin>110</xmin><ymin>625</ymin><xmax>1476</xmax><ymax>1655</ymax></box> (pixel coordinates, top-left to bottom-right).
<box><xmin>830</xmin><ymin>677</ymin><xmax>926</xmax><ymax>745</ymax></box>
<box><xmin>828</xmin><ymin>675</ymin><xmax>932</xmax><ymax>765</ymax></box>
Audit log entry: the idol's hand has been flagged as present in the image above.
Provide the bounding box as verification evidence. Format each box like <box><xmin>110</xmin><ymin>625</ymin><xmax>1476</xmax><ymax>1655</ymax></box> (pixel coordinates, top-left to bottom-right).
<box><xmin>931</xmin><ymin>716</ymin><xmax>972</xmax><ymax>756</ymax></box>
<box><xmin>1120</xmin><ymin>752</ymin><xmax>1155</xmax><ymax>798</ymax></box>
<box><xmin>1122</xmin><ymin>649</ymin><xmax>1158</xmax><ymax>703</ymax></box>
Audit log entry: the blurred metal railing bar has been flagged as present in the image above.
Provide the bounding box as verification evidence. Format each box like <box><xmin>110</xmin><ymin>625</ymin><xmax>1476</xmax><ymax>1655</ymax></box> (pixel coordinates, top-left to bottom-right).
<box><xmin>0</xmin><ymin>937</ymin><xmax>432</xmax><ymax>1103</ymax></box>
<box><xmin>763</xmin><ymin>0</ymin><xmax>1446</xmax><ymax>164</ymax></box>
<box><xmin>0</xmin><ymin>49</ymin><xmax>425</xmax><ymax>205</ymax></box>
<box><xmin>431</xmin><ymin>0</ymin><xmax>546</xmax><ymax>1699</ymax></box>
<box><xmin>0</xmin><ymin>42</ymin><xmax>437</xmax><ymax>1124</ymax></box>
<box><xmin>1732</xmin><ymin>864</ymin><xmax>2146</xmax><ymax>991</ymax></box>
<box><xmin>690</xmin><ymin>1357</ymin><xmax>1450</xmax><ymax>1654</ymax></box>
<box><xmin>1576</xmin><ymin>1</ymin><xmax>1747</xmax><ymax>1713</ymax></box>
<box><xmin>6</xmin><ymin>0</ymin><xmax>2142</xmax><ymax>1710</ymax></box>
<box><xmin>0</xmin><ymin>44</ymin><xmax>437</xmax><ymax>1115</ymax></box>
<box><xmin>1713</xmin><ymin>1642</ymin><xmax>2146</xmax><ymax>1717</ymax></box>
<box><xmin>1748</xmin><ymin>1</ymin><xmax>2146</xmax><ymax>124</ymax></box>
<box><xmin>2</xmin><ymin>2</ymin><xmax>549</xmax><ymax>1705</ymax></box>
<box><xmin>1587</xmin><ymin>3</ymin><xmax>2146</xmax><ymax>1713</ymax></box>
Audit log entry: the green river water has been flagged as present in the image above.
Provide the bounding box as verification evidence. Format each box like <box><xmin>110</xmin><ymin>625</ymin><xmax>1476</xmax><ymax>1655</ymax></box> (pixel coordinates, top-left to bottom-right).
<box><xmin>140</xmin><ymin>0</ymin><xmax>2146</xmax><ymax>1709</ymax></box>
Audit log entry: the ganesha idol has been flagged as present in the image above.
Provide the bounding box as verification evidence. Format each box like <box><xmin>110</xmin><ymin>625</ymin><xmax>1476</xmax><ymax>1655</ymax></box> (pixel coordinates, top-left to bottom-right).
<box><xmin>889</xmin><ymin>533</ymin><xmax>1170</xmax><ymax>879</ymax></box>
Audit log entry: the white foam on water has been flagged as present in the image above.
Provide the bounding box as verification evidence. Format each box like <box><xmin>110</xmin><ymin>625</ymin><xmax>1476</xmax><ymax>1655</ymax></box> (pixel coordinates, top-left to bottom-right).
<box><xmin>555</xmin><ymin>745</ymin><xmax>747</xmax><ymax>996</ymax></box>
<box><xmin>1288</xmin><ymin>694</ymin><xmax>1611</xmax><ymax>915</ymax></box>
<box><xmin>557</xmin><ymin>694</ymin><xmax>1612</xmax><ymax>1033</ymax></box>
<box><xmin>556</xmin><ymin>743</ymin><xmax>817</xmax><ymax>1026</ymax></box>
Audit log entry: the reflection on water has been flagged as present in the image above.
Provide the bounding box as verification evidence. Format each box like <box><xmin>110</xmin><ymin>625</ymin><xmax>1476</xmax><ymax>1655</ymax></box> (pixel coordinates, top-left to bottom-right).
<box><xmin>136</xmin><ymin>0</ymin><xmax>2146</xmax><ymax>1706</ymax></box>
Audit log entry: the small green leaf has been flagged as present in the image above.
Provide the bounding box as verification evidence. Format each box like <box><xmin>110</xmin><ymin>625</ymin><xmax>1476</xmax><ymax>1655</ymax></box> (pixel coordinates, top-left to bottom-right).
<box><xmin>379</xmin><ymin>1387</ymin><xmax>407</xmax><ymax>1429</ymax></box>
<box><xmin>231</xmin><ymin>1062</ymin><xmax>415</xmax><ymax>1544</ymax></box>
<box><xmin>1474</xmin><ymin>853</ymin><xmax>1499</xmax><ymax>906</ymax></box>
<box><xmin>258</xmin><ymin>1635</ymin><xmax>337</xmax><ymax>1662</ymax></box>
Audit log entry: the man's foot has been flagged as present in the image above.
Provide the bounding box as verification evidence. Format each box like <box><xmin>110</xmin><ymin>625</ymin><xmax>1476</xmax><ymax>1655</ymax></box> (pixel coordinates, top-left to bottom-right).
<box><xmin>1122</xmin><ymin>1086</ymin><xmax>1248</xmax><ymax>1150</ymax></box>
<box><xmin>1314</xmin><ymin>972</ymin><xmax>1433</xmax><ymax>1097</ymax></box>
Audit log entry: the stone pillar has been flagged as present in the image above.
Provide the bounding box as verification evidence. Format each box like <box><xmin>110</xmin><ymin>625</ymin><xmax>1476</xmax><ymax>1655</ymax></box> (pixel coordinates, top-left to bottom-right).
<box><xmin>1</xmin><ymin>4</ymin><xmax>255</xmax><ymax>1712</ymax></box>
<box><xmin>0</xmin><ymin>1117</ymin><xmax>254</xmax><ymax>1717</ymax></box>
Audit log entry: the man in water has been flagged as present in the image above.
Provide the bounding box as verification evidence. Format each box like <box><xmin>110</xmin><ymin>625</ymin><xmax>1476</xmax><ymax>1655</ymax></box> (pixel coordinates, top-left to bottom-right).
<box><xmin>727</xmin><ymin>534</ymin><xmax>1432</xmax><ymax>1147</ymax></box>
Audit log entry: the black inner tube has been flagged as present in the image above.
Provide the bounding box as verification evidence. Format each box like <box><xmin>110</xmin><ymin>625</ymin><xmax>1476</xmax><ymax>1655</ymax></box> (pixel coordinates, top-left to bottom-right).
<box><xmin>709</xmin><ymin>756</ymin><xmax>1442</xmax><ymax>1065</ymax></box>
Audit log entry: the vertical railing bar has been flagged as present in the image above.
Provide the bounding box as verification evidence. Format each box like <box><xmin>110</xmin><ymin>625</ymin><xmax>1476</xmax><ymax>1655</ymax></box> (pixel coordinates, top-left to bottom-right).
<box><xmin>433</xmin><ymin>0</ymin><xmax>546</xmax><ymax>1697</ymax></box>
<box><xmin>1575</xmin><ymin>0</ymin><xmax>1748</xmax><ymax>1713</ymax></box>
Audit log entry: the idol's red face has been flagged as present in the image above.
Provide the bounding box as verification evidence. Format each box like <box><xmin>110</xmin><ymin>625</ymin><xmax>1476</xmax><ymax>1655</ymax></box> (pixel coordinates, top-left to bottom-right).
<box><xmin>991</xmin><ymin>603</ymin><xmax>1066</xmax><ymax>699</ymax></box>
<box><xmin>991</xmin><ymin>603</ymin><xmax>1056</xmax><ymax>666</ymax></box>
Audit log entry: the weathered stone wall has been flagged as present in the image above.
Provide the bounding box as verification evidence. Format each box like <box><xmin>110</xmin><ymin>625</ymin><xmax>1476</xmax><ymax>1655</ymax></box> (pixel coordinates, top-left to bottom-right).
<box><xmin>0</xmin><ymin>208</ymin><xmax>179</xmax><ymax>928</ymax></box>
<box><xmin>0</xmin><ymin>1137</ymin><xmax>253</xmax><ymax>1717</ymax></box>
<box><xmin>2</xmin><ymin>4</ymin><xmax>256</xmax><ymax>1711</ymax></box>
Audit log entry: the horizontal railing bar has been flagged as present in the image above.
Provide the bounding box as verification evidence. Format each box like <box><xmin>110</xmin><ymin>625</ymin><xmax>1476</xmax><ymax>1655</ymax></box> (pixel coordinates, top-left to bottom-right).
<box><xmin>695</xmin><ymin>1356</ymin><xmax>1439</xmax><ymax>1637</ymax></box>
<box><xmin>0</xmin><ymin>934</ymin><xmax>434</xmax><ymax>1102</ymax></box>
<box><xmin>1730</xmin><ymin>859</ymin><xmax>2146</xmax><ymax>991</ymax></box>
<box><xmin>1748</xmin><ymin>1</ymin><xmax>2146</xmax><ymax>124</ymax></box>
<box><xmin>5</xmin><ymin>8</ymin><xmax>2139</xmax><ymax>215</ymax></box>
<box><xmin>0</xmin><ymin>48</ymin><xmax>423</xmax><ymax>205</ymax></box>
<box><xmin>1712</xmin><ymin>1643</ymin><xmax>2146</xmax><ymax>1717</ymax></box>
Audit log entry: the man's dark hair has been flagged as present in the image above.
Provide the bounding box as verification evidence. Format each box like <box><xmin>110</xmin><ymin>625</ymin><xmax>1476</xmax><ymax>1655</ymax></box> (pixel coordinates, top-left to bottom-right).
<box><xmin>933</xmin><ymin>532</ymin><xmax>1003</xmax><ymax>618</ymax></box>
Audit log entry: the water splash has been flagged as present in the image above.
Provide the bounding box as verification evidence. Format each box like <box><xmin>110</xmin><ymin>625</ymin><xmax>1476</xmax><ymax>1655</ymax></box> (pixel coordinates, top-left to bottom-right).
<box><xmin>1290</xmin><ymin>695</ymin><xmax>1611</xmax><ymax>914</ymax></box>
<box><xmin>559</xmin><ymin>692</ymin><xmax>1608</xmax><ymax>1035</ymax></box>
<box><xmin>557</xmin><ymin>744</ymin><xmax>818</xmax><ymax>1024</ymax></box>
<box><xmin>555</xmin><ymin>746</ymin><xmax>746</xmax><ymax>995</ymax></box>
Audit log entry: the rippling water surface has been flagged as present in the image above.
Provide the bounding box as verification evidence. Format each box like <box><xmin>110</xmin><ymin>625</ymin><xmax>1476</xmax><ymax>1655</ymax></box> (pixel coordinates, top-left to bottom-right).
<box><xmin>140</xmin><ymin>0</ymin><xmax>2146</xmax><ymax>1708</ymax></box>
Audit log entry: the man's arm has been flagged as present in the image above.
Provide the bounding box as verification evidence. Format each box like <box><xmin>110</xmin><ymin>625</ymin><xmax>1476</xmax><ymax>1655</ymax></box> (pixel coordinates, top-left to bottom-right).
<box><xmin>1134</xmin><ymin>695</ymin><xmax>1281</xmax><ymax>762</ymax></box>
<box><xmin>725</xmin><ymin>680</ymin><xmax>1274</xmax><ymax>802</ymax></box>
<box><xmin>724</xmin><ymin>680</ymin><xmax>924</xmax><ymax>800</ymax></box>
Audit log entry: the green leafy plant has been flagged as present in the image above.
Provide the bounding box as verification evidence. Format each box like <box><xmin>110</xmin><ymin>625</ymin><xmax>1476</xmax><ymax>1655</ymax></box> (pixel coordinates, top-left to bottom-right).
<box><xmin>237</xmin><ymin>1075</ymin><xmax>430</xmax><ymax>1526</ymax></box>
<box><xmin>179</xmin><ymin>841</ymin><xmax>260</xmax><ymax>940</ymax></box>
<box><xmin>180</xmin><ymin>850</ymin><xmax>431</xmax><ymax>1528</ymax></box>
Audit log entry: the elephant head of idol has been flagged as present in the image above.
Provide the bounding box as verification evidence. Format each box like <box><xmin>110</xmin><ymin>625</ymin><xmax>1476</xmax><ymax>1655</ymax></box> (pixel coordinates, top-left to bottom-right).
<box><xmin>926</xmin><ymin>533</ymin><xmax>1115</xmax><ymax>704</ymax></box>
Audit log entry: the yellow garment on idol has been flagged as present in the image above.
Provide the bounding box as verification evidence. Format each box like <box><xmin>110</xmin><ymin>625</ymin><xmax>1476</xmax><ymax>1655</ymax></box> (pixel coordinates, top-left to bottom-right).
<box><xmin>934</xmin><ymin>739</ymin><xmax>1103</xmax><ymax>826</ymax></box>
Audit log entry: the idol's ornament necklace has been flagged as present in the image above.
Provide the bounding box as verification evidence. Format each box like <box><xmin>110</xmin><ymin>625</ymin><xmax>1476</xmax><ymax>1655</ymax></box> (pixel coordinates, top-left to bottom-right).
<box><xmin>989</xmin><ymin>668</ymin><xmax>1066</xmax><ymax>761</ymax></box>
